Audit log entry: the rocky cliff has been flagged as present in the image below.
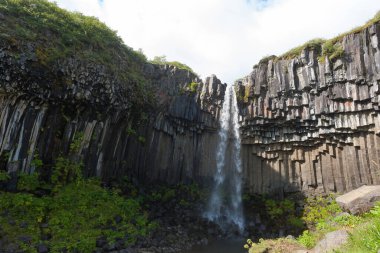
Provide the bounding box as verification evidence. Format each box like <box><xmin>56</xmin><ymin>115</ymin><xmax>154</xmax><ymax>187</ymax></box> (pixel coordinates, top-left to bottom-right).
<box><xmin>0</xmin><ymin>0</ymin><xmax>231</xmax><ymax>187</ymax></box>
<box><xmin>2</xmin><ymin>0</ymin><xmax>380</xmax><ymax>198</ymax></box>
<box><xmin>237</xmin><ymin>21</ymin><xmax>380</xmax><ymax>195</ymax></box>
<box><xmin>0</xmin><ymin>38</ymin><xmax>228</xmax><ymax>185</ymax></box>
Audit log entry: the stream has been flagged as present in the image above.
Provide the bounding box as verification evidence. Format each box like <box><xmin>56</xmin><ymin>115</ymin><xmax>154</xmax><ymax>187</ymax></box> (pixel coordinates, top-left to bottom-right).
<box><xmin>183</xmin><ymin>239</ymin><xmax>246</xmax><ymax>253</ymax></box>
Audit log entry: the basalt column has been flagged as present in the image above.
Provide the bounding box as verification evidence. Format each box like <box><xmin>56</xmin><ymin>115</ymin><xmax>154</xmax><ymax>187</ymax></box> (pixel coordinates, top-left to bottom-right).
<box><xmin>237</xmin><ymin>22</ymin><xmax>380</xmax><ymax>195</ymax></box>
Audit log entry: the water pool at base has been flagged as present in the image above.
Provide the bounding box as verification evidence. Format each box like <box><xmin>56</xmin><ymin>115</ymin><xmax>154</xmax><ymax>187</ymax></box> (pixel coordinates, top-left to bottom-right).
<box><xmin>182</xmin><ymin>239</ymin><xmax>246</xmax><ymax>253</ymax></box>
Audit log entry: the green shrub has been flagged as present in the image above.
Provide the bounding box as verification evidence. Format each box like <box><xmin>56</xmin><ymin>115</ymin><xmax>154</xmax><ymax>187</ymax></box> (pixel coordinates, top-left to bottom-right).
<box><xmin>0</xmin><ymin>179</ymin><xmax>154</xmax><ymax>253</ymax></box>
<box><xmin>30</xmin><ymin>152</ymin><xmax>43</xmax><ymax>169</ymax></box>
<box><xmin>288</xmin><ymin>215</ymin><xmax>304</xmax><ymax>228</ymax></box>
<box><xmin>265</xmin><ymin>198</ymin><xmax>296</xmax><ymax>221</ymax></box>
<box><xmin>0</xmin><ymin>170</ymin><xmax>10</xmax><ymax>182</ymax></box>
<box><xmin>302</xmin><ymin>195</ymin><xmax>342</xmax><ymax>226</ymax></box>
<box><xmin>320</xmin><ymin>40</ymin><xmax>344</xmax><ymax>62</ymax></box>
<box><xmin>51</xmin><ymin>132</ymin><xmax>84</xmax><ymax>190</ymax></box>
<box><xmin>332</xmin><ymin>214</ymin><xmax>362</xmax><ymax>227</ymax></box>
<box><xmin>188</xmin><ymin>82</ymin><xmax>198</xmax><ymax>93</ymax></box>
<box><xmin>51</xmin><ymin>156</ymin><xmax>83</xmax><ymax>190</ymax></box>
<box><xmin>48</xmin><ymin>179</ymin><xmax>151</xmax><ymax>252</ymax></box>
<box><xmin>0</xmin><ymin>192</ymin><xmax>49</xmax><ymax>252</ymax></box>
<box><xmin>151</xmin><ymin>55</ymin><xmax>167</xmax><ymax>65</ymax></box>
<box><xmin>69</xmin><ymin>132</ymin><xmax>84</xmax><ymax>153</ymax></box>
<box><xmin>150</xmin><ymin>55</ymin><xmax>195</xmax><ymax>73</ymax></box>
<box><xmin>17</xmin><ymin>172</ymin><xmax>40</xmax><ymax>191</ymax></box>
<box><xmin>138</xmin><ymin>136</ymin><xmax>146</xmax><ymax>144</ymax></box>
<box><xmin>297</xmin><ymin>230</ymin><xmax>316</xmax><ymax>248</ymax></box>
<box><xmin>127</xmin><ymin>127</ymin><xmax>137</xmax><ymax>136</ymax></box>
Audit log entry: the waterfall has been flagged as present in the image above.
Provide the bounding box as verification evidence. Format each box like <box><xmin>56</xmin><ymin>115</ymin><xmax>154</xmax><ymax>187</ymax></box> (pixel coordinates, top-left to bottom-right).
<box><xmin>205</xmin><ymin>84</ymin><xmax>244</xmax><ymax>232</ymax></box>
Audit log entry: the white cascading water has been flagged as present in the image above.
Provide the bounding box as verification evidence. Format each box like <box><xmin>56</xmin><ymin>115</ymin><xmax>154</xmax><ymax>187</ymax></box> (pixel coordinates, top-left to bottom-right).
<box><xmin>205</xmin><ymin>84</ymin><xmax>244</xmax><ymax>232</ymax></box>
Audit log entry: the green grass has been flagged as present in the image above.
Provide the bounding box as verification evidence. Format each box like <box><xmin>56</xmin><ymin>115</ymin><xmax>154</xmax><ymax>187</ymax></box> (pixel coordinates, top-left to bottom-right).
<box><xmin>150</xmin><ymin>55</ymin><xmax>195</xmax><ymax>73</ymax></box>
<box><xmin>278</xmin><ymin>38</ymin><xmax>326</xmax><ymax>60</ymax></box>
<box><xmin>244</xmin><ymin>194</ymin><xmax>352</xmax><ymax>251</ymax></box>
<box><xmin>337</xmin><ymin>203</ymin><xmax>380</xmax><ymax>253</ymax></box>
<box><xmin>0</xmin><ymin>0</ymin><xmax>151</xmax><ymax>108</ymax></box>
<box><xmin>1</xmin><ymin>0</ymin><xmax>146</xmax><ymax>69</ymax></box>
<box><xmin>256</xmin><ymin>10</ymin><xmax>380</xmax><ymax>64</ymax></box>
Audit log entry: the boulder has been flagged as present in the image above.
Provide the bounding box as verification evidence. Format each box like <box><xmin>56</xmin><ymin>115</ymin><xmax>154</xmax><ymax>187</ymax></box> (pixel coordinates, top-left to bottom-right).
<box><xmin>313</xmin><ymin>230</ymin><xmax>349</xmax><ymax>253</ymax></box>
<box><xmin>336</xmin><ymin>185</ymin><xmax>380</xmax><ymax>214</ymax></box>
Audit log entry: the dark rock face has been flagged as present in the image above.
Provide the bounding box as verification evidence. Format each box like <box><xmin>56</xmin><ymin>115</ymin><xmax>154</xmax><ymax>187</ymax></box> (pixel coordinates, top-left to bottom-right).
<box><xmin>0</xmin><ymin>39</ymin><xmax>226</xmax><ymax>185</ymax></box>
<box><xmin>237</xmin><ymin>22</ymin><xmax>380</xmax><ymax>195</ymax></box>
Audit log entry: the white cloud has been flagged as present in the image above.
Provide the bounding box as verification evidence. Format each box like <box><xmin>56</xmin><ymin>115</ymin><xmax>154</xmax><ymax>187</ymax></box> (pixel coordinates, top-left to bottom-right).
<box><xmin>51</xmin><ymin>0</ymin><xmax>377</xmax><ymax>83</ymax></box>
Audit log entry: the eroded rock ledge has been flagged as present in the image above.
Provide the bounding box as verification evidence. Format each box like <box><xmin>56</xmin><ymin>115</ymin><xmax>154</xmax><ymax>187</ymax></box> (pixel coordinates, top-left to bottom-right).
<box><xmin>236</xmin><ymin>22</ymin><xmax>380</xmax><ymax>195</ymax></box>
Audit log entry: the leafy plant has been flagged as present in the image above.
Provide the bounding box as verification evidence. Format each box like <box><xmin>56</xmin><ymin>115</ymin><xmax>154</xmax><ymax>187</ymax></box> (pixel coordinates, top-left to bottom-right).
<box><xmin>138</xmin><ymin>136</ymin><xmax>146</xmax><ymax>144</ymax></box>
<box><xmin>338</xmin><ymin>203</ymin><xmax>380</xmax><ymax>253</ymax></box>
<box><xmin>297</xmin><ymin>230</ymin><xmax>316</xmax><ymax>248</ymax></box>
<box><xmin>188</xmin><ymin>82</ymin><xmax>198</xmax><ymax>93</ymax></box>
<box><xmin>127</xmin><ymin>127</ymin><xmax>137</xmax><ymax>136</ymax></box>
<box><xmin>0</xmin><ymin>192</ymin><xmax>49</xmax><ymax>251</ymax></box>
<box><xmin>332</xmin><ymin>214</ymin><xmax>362</xmax><ymax>227</ymax></box>
<box><xmin>264</xmin><ymin>198</ymin><xmax>303</xmax><ymax>230</ymax></box>
<box><xmin>48</xmin><ymin>179</ymin><xmax>151</xmax><ymax>252</ymax></box>
<box><xmin>0</xmin><ymin>178</ymin><xmax>154</xmax><ymax>252</ymax></box>
<box><xmin>17</xmin><ymin>172</ymin><xmax>40</xmax><ymax>191</ymax></box>
<box><xmin>302</xmin><ymin>195</ymin><xmax>342</xmax><ymax>226</ymax></box>
<box><xmin>319</xmin><ymin>40</ymin><xmax>344</xmax><ymax>62</ymax></box>
<box><xmin>51</xmin><ymin>156</ymin><xmax>83</xmax><ymax>190</ymax></box>
<box><xmin>69</xmin><ymin>132</ymin><xmax>84</xmax><ymax>153</ymax></box>
<box><xmin>51</xmin><ymin>132</ymin><xmax>84</xmax><ymax>190</ymax></box>
<box><xmin>30</xmin><ymin>151</ymin><xmax>43</xmax><ymax>169</ymax></box>
<box><xmin>0</xmin><ymin>170</ymin><xmax>10</xmax><ymax>182</ymax></box>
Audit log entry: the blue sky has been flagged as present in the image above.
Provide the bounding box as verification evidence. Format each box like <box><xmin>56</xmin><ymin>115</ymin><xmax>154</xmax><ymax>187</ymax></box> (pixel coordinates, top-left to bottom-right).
<box><xmin>52</xmin><ymin>0</ymin><xmax>377</xmax><ymax>83</ymax></box>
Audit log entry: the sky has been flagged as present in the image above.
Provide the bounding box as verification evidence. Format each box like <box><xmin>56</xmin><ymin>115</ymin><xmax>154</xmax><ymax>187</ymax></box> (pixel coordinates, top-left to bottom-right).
<box><xmin>51</xmin><ymin>0</ymin><xmax>378</xmax><ymax>83</ymax></box>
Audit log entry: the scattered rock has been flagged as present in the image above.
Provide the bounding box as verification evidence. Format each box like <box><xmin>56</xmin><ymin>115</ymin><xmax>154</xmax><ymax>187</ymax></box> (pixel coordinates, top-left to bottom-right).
<box><xmin>18</xmin><ymin>235</ymin><xmax>32</xmax><ymax>244</ymax></box>
<box><xmin>313</xmin><ymin>229</ymin><xmax>349</xmax><ymax>253</ymax></box>
<box><xmin>286</xmin><ymin>235</ymin><xmax>295</xmax><ymax>240</ymax></box>
<box><xmin>37</xmin><ymin>243</ymin><xmax>49</xmax><ymax>253</ymax></box>
<box><xmin>336</xmin><ymin>185</ymin><xmax>380</xmax><ymax>214</ymax></box>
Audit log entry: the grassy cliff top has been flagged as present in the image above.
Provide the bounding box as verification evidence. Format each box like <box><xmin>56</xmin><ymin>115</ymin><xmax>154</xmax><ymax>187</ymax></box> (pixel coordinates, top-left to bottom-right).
<box><xmin>257</xmin><ymin>10</ymin><xmax>380</xmax><ymax>63</ymax></box>
<box><xmin>0</xmin><ymin>0</ymin><xmax>147</xmax><ymax>78</ymax></box>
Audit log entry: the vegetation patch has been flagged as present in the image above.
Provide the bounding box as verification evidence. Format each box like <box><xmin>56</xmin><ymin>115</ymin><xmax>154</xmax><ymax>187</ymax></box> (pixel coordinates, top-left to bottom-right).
<box><xmin>337</xmin><ymin>202</ymin><xmax>380</xmax><ymax>253</ymax></box>
<box><xmin>1</xmin><ymin>0</ymin><xmax>146</xmax><ymax>70</ymax></box>
<box><xmin>0</xmin><ymin>0</ymin><xmax>152</xmax><ymax>110</ymax></box>
<box><xmin>256</xmin><ymin>11</ymin><xmax>380</xmax><ymax>64</ymax></box>
<box><xmin>244</xmin><ymin>194</ymin><xmax>356</xmax><ymax>252</ymax></box>
<box><xmin>150</xmin><ymin>55</ymin><xmax>196</xmax><ymax>74</ymax></box>
<box><xmin>278</xmin><ymin>38</ymin><xmax>325</xmax><ymax>60</ymax></box>
<box><xmin>0</xmin><ymin>179</ymin><xmax>152</xmax><ymax>253</ymax></box>
<box><xmin>0</xmin><ymin>135</ymin><xmax>154</xmax><ymax>253</ymax></box>
<box><xmin>244</xmin><ymin>238</ymin><xmax>304</xmax><ymax>253</ymax></box>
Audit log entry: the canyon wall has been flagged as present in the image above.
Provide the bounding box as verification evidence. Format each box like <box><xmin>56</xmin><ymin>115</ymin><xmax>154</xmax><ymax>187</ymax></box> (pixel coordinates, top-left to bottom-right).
<box><xmin>237</xmin><ymin>22</ymin><xmax>380</xmax><ymax>195</ymax></box>
<box><xmin>0</xmin><ymin>40</ymin><xmax>226</xmax><ymax>186</ymax></box>
<box><xmin>2</xmin><ymin>7</ymin><xmax>380</xmax><ymax>197</ymax></box>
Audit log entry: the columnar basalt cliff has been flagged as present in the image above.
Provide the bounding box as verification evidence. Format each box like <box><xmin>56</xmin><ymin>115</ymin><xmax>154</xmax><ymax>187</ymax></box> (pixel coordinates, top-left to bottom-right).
<box><xmin>1</xmin><ymin>0</ymin><xmax>379</xmax><ymax>200</ymax></box>
<box><xmin>0</xmin><ymin>39</ymin><xmax>227</xmax><ymax>186</ymax></box>
<box><xmin>236</xmin><ymin>22</ymin><xmax>380</xmax><ymax>195</ymax></box>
